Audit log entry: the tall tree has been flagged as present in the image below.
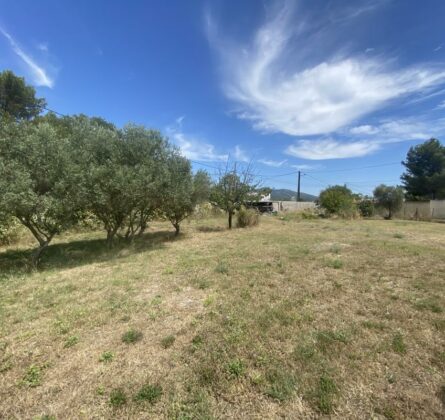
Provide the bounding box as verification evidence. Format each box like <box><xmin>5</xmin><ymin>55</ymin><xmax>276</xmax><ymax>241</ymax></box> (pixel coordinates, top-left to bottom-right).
<box><xmin>210</xmin><ymin>164</ymin><xmax>257</xmax><ymax>229</ymax></box>
<box><xmin>318</xmin><ymin>185</ymin><xmax>355</xmax><ymax>216</ymax></box>
<box><xmin>373</xmin><ymin>185</ymin><xmax>404</xmax><ymax>220</ymax></box>
<box><xmin>401</xmin><ymin>138</ymin><xmax>445</xmax><ymax>200</ymax></box>
<box><xmin>192</xmin><ymin>170</ymin><xmax>212</xmax><ymax>205</ymax></box>
<box><xmin>0</xmin><ymin>70</ymin><xmax>46</xmax><ymax>120</ymax></box>
<box><xmin>0</xmin><ymin>121</ymin><xmax>82</xmax><ymax>263</ymax></box>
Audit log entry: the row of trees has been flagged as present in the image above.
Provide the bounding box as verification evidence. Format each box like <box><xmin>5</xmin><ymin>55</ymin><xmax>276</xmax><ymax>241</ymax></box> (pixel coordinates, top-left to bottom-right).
<box><xmin>0</xmin><ymin>114</ymin><xmax>215</xmax><ymax>262</ymax></box>
<box><xmin>319</xmin><ymin>184</ymin><xmax>404</xmax><ymax>219</ymax></box>
<box><xmin>0</xmin><ymin>71</ymin><xmax>264</xmax><ymax>264</ymax></box>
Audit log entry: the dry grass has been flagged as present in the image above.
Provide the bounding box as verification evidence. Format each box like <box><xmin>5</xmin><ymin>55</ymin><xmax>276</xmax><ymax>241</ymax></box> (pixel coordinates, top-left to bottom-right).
<box><xmin>0</xmin><ymin>216</ymin><xmax>444</xmax><ymax>418</ymax></box>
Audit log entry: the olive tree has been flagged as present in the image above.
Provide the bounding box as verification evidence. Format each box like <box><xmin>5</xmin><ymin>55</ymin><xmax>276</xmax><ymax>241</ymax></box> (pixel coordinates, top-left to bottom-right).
<box><xmin>0</xmin><ymin>121</ymin><xmax>82</xmax><ymax>263</ymax></box>
<box><xmin>161</xmin><ymin>153</ymin><xmax>194</xmax><ymax>235</ymax></box>
<box><xmin>373</xmin><ymin>184</ymin><xmax>404</xmax><ymax>220</ymax></box>
<box><xmin>210</xmin><ymin>164</ymin><xmax>257</xmax><ymax>229</ymax></box>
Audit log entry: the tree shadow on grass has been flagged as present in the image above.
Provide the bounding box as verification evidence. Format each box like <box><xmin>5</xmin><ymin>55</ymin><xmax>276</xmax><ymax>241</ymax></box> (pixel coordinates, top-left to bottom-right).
<box><xmin>0</xmin><ymin>230</ymin><xmax>184</xmax><ymax>276</ymax></box>
<box><xmin>196</xmin><ymin>225</ymin><xmax>226</xmax><ymax>233</ymax></box>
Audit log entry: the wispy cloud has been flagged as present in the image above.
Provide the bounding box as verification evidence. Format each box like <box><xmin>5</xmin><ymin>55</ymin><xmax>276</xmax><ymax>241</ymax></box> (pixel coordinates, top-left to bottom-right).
<box><xmin>37</xmin><ymin>42</ymin><xmax>49</xmax><ymax>52</ymax></box>
<box><xmin>0</xmin><ymin>26</ymin><xmax>54</xmax><ymax>88</ymax></box>
<box><xmin>286</xmin><ymin>139</ymin><xmax>381</xmax><ymax>160</ymax></box>
<box><xmin>166</xmin><ymin>118</ymin><xmax>228</xmax><ymax>162</ymax></box>
<box><xmin>207</xmin><ymin>1</ymin><xmax>445</xmax><ymax>137</ymax></box>
<box><xmin>258</xmin><ymin>158</ymin><xmax>287</xmax><ymax>167</ymax></box>
<box><xmin>291</xmin><ymin>163</ymin><xmax>322</xmax><ymax>170</ymax></box>
<box><xmin>286</xmin><ymin>116</ymin><xmax>445</xmax><ymax>160</ymax></box>
<box><xmin>434</xmin><ymin>45</ymin><xmax>443</xmax><ymax>52</ymax></box>
<box><xmin>234</xmin><ymin>145</ymin><xmax>250</xmax><ymax>162</ymax></box>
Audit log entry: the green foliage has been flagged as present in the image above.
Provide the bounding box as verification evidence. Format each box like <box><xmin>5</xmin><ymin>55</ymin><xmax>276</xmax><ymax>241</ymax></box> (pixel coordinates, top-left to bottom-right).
<box><xmin>318</xmin><ymin>185</ymin><xmax>356</xmax><ymax>217</ymax></box>
<box><xmin>391</xmin><ymin>332</ymin><xmax>407</xmax><ymax>354</ymax></box>
<box><xmin>192</xmin><ymin>170</ymin><xmax>212</xmax><ymax>204</ymax></box>
<box><xmin>99</xmin><ymin>351</ymin><xmax>114</xmax><ymax>363</ymax></box>
<box><xmin>63</xmin><ymin>335</ymin><xmax>79</xmax><ymax>348</ymax></box>
<box><xmin>0</xmin><ymin>70</ymin><xmax>46</xmax><ymax>120</ymax></box>
<box><xmin>401</xmin><ymin>138</ymin><xmax>445</xmax><ymax>200</ymax></box>
<box><xmin>160</xmin><ymin>335</ymin><xmax>175</xmax><ymax>349</ymax></box>
<box><xmin>358</xmin><ymin>198</ymin><xmax>375</xmax><ymax>217</ymax></box>
<box><xmin>264</xmin><ymin>367</ymin><xmax>296</xmax><ymax>401</ymax></box>
<box><xmin>134</xmin><ymin>383</ymin><xmax>163</xmax><ymax>404</ymax></box>
<box><xmin>22</xmin><ymin>364</ymin><xmax>43</xmax><ymax>387</ymax></box>
<box><xmin>109</xmin><ymin>388</ymin><xmax>127</xmax><ymax>407</ymax></box>
<box><xmin>210</xmin><ymin>165</ymin><xmax>257</xmax><ymax>229</ymax></box>
<box><xmin>236</xmin><ymin>206</ymin><xmax>259</xmax><ymax>228</ymax></box>
<box><xmin>227</xmin><ymin>359</ymin><xmax>245</xmax><ymax>377</ymax></box>
<box><xmin>161</xmin><ymin>153</ymin><xmax>194</xmax><ymax>235</ymax></box>
<box><xmin>0</xmin><ymin>120</ymin><xmax>83</xmax><ymax>263</ymax></box>
<box><xmin>0</xmin><ymin>215</ymin><xmax>21</xmax><ymax>245</ymax></box>
<box><xmin>312</xmin><ymin>373</ymin><xmax>338</xmax><ymax>414</ymax></box>
<box><xmin>121</xmin><ymin>329</ymin><xmax>143</xmax><ymax>344</ymax></box>
<box><xmin>373</xmin><ymin>185</ymin><xmax>404</xmax><ymax>219</ymax></box>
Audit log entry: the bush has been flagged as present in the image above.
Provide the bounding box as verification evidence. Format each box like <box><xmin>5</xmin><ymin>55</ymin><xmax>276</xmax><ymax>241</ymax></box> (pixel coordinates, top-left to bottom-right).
<box><xmin>358</xmin><ymin>199</ymin><xmax>375</xmax><ymax>218</ymax></box>
<box><xmin>236</xmin><ymin>206</ymin><xmax>259</xmax><ymax>228</ymax></box>
<box><xmin>319</xmin><ymin>186</ymin><xmax>356</xmax><ymax>218</ymax></box>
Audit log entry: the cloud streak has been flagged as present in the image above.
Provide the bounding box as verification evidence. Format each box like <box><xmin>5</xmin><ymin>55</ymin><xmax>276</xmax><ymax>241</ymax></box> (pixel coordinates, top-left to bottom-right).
<box><xmin>208</xmin><ymin>1</ymin><xmax>445</xmax><ymax>137</ymax></box>
<box><xmin>0</xmin><ymin>27</ymin><xmax>54</xmax><ymax>88</ymax></box>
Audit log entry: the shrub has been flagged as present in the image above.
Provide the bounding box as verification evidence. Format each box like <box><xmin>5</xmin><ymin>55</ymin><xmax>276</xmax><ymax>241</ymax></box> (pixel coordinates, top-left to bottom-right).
<box><xmin>236</xmin><ymin>206</ymin><xmax>259</xmax><ymax>228</ymax></box>
<box><xmin>358</xmin><ymin>199</ymin><xmax>375</xmax><ymax>218</ymax></box>
<box><xmin>318</xmin><ymin>186</ymin><xmax>356</xmax><ymax>217</ymax></box>
<box><xmin>160</xmin><ymin>335</ymin><xmax>175</xmax><ymax>349</ymax></box>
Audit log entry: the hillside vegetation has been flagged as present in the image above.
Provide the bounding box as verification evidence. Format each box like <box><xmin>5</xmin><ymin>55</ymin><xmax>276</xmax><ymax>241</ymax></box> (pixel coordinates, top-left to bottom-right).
<box><xmin>0</xmin><ymin>216</ymin><xmax>444</xmax><ymax>418</ymax></box>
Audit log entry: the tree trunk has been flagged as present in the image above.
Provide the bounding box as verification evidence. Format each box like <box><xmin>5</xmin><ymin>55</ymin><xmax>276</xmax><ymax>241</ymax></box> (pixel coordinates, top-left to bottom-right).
<box><xmin>228</xmin><ymin>212</ymin><xmax>233</xmax><ymax>229</ymax></box>
<box><xmin>106</xmin><ymin>229</ymin><xmax>117</xmax><ymax>248</ymax></box>
<box><xmin>31</xmin><ymin>240</ymin><xmax>49</xmax><ymax>268</ymax></box>
<box><xmin>174</xmin><ymin>222</ymin><xmax>180</xmax><ymax>236</ymax></box>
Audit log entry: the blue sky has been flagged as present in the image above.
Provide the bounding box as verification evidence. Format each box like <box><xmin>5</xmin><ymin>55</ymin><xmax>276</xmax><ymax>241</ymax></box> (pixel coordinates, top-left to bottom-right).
<box><xmin>1</xmin><ymin>0</ymin><xmax>445</xmax><ymax>195</ymax></box>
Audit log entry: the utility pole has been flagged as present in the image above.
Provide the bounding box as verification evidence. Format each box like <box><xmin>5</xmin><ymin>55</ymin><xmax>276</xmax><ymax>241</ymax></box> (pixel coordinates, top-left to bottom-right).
<box><xmin>297</xmin><ymin>171</ymin><xmax>301</xmax><ymax>202</ymax></box>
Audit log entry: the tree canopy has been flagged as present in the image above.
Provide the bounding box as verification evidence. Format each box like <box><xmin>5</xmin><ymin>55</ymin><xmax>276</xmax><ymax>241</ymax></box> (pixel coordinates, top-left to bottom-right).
<box><xmin>0</xmin><ymin>70</ymin><xmax>46</xmax><ymax>120</ymax></box>
<box><xmin>373</xmin><ymin>184</ymin><xmax>404</xmax><ymax>219</ymax></box>
<box><xmin>401</xmin><ymin>138</ymin><xmax>445</xmax><ymax>200</ymax></box>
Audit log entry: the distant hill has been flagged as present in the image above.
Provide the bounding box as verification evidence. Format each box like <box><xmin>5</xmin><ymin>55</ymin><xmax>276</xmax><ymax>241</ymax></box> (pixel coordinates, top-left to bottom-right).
<box><xmin>270</xmin><ymin>189</ymin><xmax>317</xmax><ymax>202</ymax></box>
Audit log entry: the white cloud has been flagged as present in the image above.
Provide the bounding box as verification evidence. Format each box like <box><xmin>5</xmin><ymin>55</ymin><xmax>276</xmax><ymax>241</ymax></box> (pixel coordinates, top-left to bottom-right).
<box><xmin>0</xmin><ymin>27</ymin><xmax>54</xmax><ymax>88</ymax></box>
<box><xmin>285</xmin><ymin>139</ymin><xmax>381</xmax><ymax>160</ymax></box>
<box><xmin>436</xmin><ymin>100</ymin><xmax>445</xmax><ymax>110</ymax></box>
<box><xmin>166</xmin><ymin>122</ymin><xmax>228</xmax><ymax>162</ymax></box>
<box><xmin>434</xmin><ymin>45</ymin><xmax>443</xmax><ymax>52</ymax></box>
<box><xmin>208</xmin><ymin>2</ymin><xmax>445</xmax><ymax>137</ymax></box>
<box><xmin>291</xmin><ymin>163</ymin><xmax>322</xmax><ymax>170</ymax></box>
<box><xmin>365</xmin><ymin>47</ymin><xmax>375</xmax><ymax>53</ymax></box>
<box><xmin>258</xmin><ymin>158</ymin><xmax>287</xmax><ymax>167</ymax></box>
<box><xmin>37</xmin><ymin>42</ymin><xmax>48</xmax><ymax>52</ymax></box>
<box><xmin>234</xmin><ymin>145</ymin><xmax>249</xmax><ymax>162</ymax></box>
<box><xmin>349</xmin><ymin>124</ymin><xmax>379</xmax><ymax>135</ymax></box>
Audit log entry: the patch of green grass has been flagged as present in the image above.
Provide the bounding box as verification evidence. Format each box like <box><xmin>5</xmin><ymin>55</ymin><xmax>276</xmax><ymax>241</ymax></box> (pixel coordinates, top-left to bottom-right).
<box><xmin>413</xmin><ymin>299</ymin><xmax>442</xmax><ymax>313</ymax></box>
<box><xmin>312</xmin><ymin>372</ymin><xmax>338</xmax><ymax>414</ymax></box>
<box><xmin>227</xmin><ymin>359</ymin><xmax>245</xmax><ymax>377</ymax></box>
<box><xmin>362</xmin><ymin>320</ymin><xmax>386</xmax><ymax>330</ymax></box>
<box><xmin>391</xmin><ymin>332</ymin><xmax>407</xmax><ymax>354</ymax></box>
<box><xmin>109</xmin><ymin>388</ymin><xmax>127</xmax><ymax>407</ymax></box>
<box><xmin>121</xmin><ymin>329</ymin><xmax>143</xmax><ymax>344</ymax></box>
<box><xmin>99</xmin><ymin>351</ymin><xmax>114</xmax><ymax>363</ymax></box>
<box><xmin>393</xmin><ymin>233</ymin><xmax>404</xmax><ymax>239</ymax></box>
<box><xmin>330</xmin><ymin>244</ymin><xmax>341</xmax><ymax>254</ymax></box>
<box><xmin>315</xmin><ymin>330</ymin><xmax>349</xmax><ymax>353</ymax></box>
<box><xmin>215</xmin><ymin>261</ymin><xmax>229</xmax><ymax>275</ymax></box>
<box><xmin>63</xmin><ymin>335</ymin><xmax>79</xmax><ymax>348</ymax></box>
<box><xmin>328</xmin><ymin>258</ymin><xmax>343</xmax><ymax>269</ymax></box>
<box><xmin>134</xmin><ymin>383</ymin><xmax>163</xmax><ymax>404</ymax></box>
<box><xmin>22</xmin><ymin>364</ymin><xmax>43</xmax><ymax>387</ymax></box>
<box><xmin>264</xmin><ymin>367</ymin><xmax>296</xmax><ymax>401</ymax></box>
<box><xmin>161</xmin><ymin>335</ymin><xmax>175</xmax><ymax>349</ymax></box>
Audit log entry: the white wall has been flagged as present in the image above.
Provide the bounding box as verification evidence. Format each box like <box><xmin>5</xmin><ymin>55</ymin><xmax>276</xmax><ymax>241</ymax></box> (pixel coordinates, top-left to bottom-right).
<box><xmin>273</xmin><ymin>201</ymin><xmax>316</xmax><ymax>212</ymax></box>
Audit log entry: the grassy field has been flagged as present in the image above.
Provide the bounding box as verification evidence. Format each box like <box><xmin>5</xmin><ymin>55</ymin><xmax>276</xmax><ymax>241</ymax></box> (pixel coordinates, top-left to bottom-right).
<box><xmin>0</xmin><ymin>215</ymin><xmax>444</xmax><ymax>419</ymax></box>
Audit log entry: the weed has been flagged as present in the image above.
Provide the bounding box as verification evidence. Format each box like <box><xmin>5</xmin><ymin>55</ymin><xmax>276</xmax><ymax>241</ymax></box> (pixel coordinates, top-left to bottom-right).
<box><xmin>227</xmin><ymin>359</ymin><xmax>245</xmax><ymax>377</ymax></box>
<box><xmin>293</xmin><ymin>342</ymin><xmax>317</xmax><ymax>361</ymax></box>
<box><xmin>215</xmin><ymin>261</ymin><xmax>228</xmax><ymax>275</ymax></box>
<box><xmin>393</xmin><ymin>233</ymin><xmax>404</xmax><ymax>239</ymax></box>
<box><xmin>109</xmin><ymin>388</ymin><xmax>127</xmax><ymax>407</ymax></box>
<box><xmin>121</xmin><ymin>329</ymin><xmax>143</xmax><ymax>344</ymax></box>
<box><xmin>96</xmin><ymin>385</ymin><xmax>105</xmax><ymax>395</ymax></box>
<box><xmin>362</xmin><ymin>320</ymin><xmax>385</xmax><ymax>330</ymax></box>
<box><xmin>312</xmin><ymin>372</ymin><xmax>338</xmax><ymax>414</ymax></box>
<box><xmin>63</xmin><ymin>335</ymin><xmax>79</xmax><ymax>348</ymax></box>
<box><xmin>22</xmin><ymin>364</ymin><xmax>42</xmax><ymax>387</ymax></box>
<box><xmin>264</xmin><ymin>367</ymin><xmax>296</xmax><ymax>401</ymax></box>
<box><xmin>392</xmin><ymin>332</ymin><xmax>407</xmax><ymax>354</ymax></box>
<box><xmin>161</xmin><ymin>335</ymin><xmax>175</xmax><ymax>349</ymax></box>
<box><xmin>414</xmin><ymin>299</ymin><xmax>442</xmax><ymax>313</ymax></box>
<box><xmin>328</xmin><ymin>259</ymin><xmax>343</xmax><ymax>269</ymax></box>
<box><xmin>99</xmin><ymin>351</ymin><xmax>114</xmax><ymax>363</ymax></box>
<box><xmin>315</xmin><ymin>330</ymin><xmax>348</xmax><ymax>352</ymax></box>
<box><xmin>134</xmin><ymin>383</ymin><xmax>163</xmax><ymax>404</ymax></box>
